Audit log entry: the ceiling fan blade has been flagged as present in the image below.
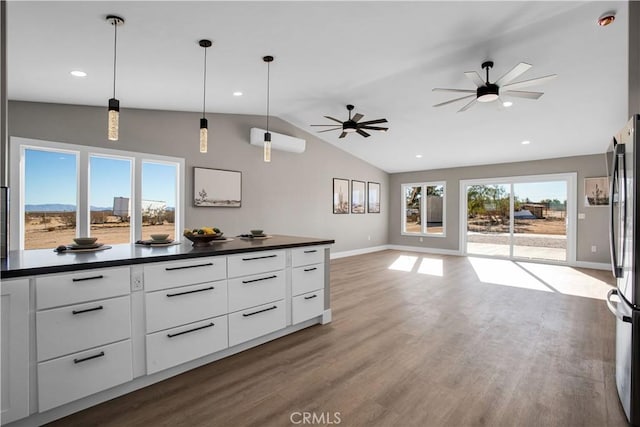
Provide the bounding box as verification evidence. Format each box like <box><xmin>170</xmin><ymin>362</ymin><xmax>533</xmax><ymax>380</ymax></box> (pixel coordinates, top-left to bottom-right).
<box><xmin>458</xmin><ymin>98</ymin><xmax>477</xmax><ymax>112</ymax></box>
<box><xmin>360</xmin><ymin>126</ymin><xmax>388</xmax><ymax>131</ymax></box>
<box><xmin>502</xmin><ymin>90</ymin><xmax>544</xmax><ymax>100</ymax></box>
<box><xmin>501</xmin><ymin>74</ymin><xmax>557</xmax><ymax>91</ymax></box>
<box><xmin>351</xmin><ymin>113</ymin><xmax>364</xmax><ymax>123</ymax></box>
<box><xmin>317</xmin><ymin>127</ymin><xmax>342</xmax><ymax>133</ymax></box>
<box><xmin>494</xmin><ymin>62</ymin><xmax>532</xmax><ymax>87</ymax></box>
<box><xmin>339</xmin><ymin>132</ymin><xmax>347</xmax><ymax>139</ymax></box>
<box><xmin>357</xmin><ymin>118</ymin><xmax>388</xmax><ymax>126</ymax></box>
<box><xmin>464</xmin><ymin>71</ymin><xmax>485</xmax><ymax>88</ymax></box>
<box><xmin>310</xmin><ymin>124</ymin><xmax>343</xmax><ymax>127</ymax></box>
<box><xmin>356</xmin><ymin>129</ymin><xmax>371</xmax><ymax>138</ymax></box>
<box><xmin>433</xmin><ymin>94</ymin><xmax>475</xmax><ymax>107</ymax></box>
<box><xmin>432</xmin><ymin>88</ymin><xmax>476</xmax><ymax>93</ymax></box>
<box><xmin>324</xmin><ymin>116</ymin><xmax>344</xmax><ymax>124</ymax></box>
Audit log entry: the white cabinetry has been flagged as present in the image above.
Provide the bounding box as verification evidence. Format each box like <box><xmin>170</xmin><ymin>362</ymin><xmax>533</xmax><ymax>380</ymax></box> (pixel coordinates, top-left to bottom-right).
<box><xmin>291</xmin><ymin>246</ymin><xmax>326</xmax><ymax>324</ymax></box>
<box><xmin>1</xmin><ymin>279</ymin><xmax>30</xmax><ymax>424</ymax></box>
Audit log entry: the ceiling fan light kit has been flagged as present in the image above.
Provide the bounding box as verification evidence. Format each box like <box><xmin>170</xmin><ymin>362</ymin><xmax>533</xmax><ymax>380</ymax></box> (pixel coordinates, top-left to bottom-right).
<box><xmin>106</xmin><ymin>15</ymin><xmax>124</xmax><ymax>141</ymax></box>
<box><xmin>310</xmin><ymin>104</ymin><xmax>389</xmax><ymax>139</ymax></box>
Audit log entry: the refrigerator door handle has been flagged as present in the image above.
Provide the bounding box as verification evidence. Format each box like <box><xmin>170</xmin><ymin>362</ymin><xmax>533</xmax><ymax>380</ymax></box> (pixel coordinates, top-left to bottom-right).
<box><xmin>610</xmin><ymin>142</ymin><xmax>625</xmax><ymax>278</ymax></box>
<box><xmin>606</xmin><ymin>288</ymin><xmax>631</xmax><ymax>323</ymax></box>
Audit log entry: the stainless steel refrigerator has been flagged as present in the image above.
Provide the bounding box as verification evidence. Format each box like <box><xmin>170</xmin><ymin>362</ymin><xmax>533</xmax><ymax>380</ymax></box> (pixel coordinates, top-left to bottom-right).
<box><xmin>607</xmin><ymin>114</ymin><xmax>640</xmax><ymax>425</ymax></box>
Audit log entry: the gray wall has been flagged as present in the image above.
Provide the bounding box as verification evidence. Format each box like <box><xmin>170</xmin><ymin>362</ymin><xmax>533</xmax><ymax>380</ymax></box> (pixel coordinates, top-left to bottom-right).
<box><xmin>631</xmin><ymin>1</ymin><xmax>640</xmax><ymax>117</ymax></box>
<box><xmin>8</xmin><ymin>101</ymin><xmax>389</xmax><ymax>253</ymax></box>
<box><xmin>389</xmin><ymin>154</ymin><xmax>609</xmax><ymax>264</ymax></box>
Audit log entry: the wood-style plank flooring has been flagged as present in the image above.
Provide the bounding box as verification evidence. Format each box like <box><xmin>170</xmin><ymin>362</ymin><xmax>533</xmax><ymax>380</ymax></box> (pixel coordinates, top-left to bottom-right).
<box><xmin>49</xmin><ymin>250</ymin><xmax>627</xmax><ymax>427</ymax></box>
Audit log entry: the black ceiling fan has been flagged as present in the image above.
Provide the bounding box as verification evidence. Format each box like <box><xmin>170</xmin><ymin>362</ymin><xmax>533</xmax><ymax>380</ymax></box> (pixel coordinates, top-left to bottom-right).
<box><xmin>311</xmin><ymin>104</ymin><xmax>388</xmax><ymax>138</ymax></box>
<box><xmin>432</xmin><ymin>61</ymin><xmax>557</xmax><ymax>112</ymax></box>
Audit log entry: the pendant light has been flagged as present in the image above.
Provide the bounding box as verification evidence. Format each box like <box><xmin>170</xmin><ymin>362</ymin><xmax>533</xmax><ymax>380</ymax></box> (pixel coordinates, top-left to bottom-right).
<box><xmin>198</xmin><ymin>40</ymin><xmax>212</xmax><ymax>153</ymax></box>
<box><xmin>263</xmin><ymin>55</ymin><xmax>274</xmax><ymax>162</ymax></box>
<box><xmin>106</xmin><ymin>15</ymin><xmax>124</xmax><ymax>141</ymax></box>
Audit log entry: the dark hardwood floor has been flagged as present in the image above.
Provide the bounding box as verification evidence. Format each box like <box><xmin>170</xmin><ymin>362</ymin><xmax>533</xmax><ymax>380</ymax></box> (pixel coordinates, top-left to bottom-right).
<box><xmin>49</xmin><ymin>250</ymin><xmax>627</xmax><ymax>427</ymax></box>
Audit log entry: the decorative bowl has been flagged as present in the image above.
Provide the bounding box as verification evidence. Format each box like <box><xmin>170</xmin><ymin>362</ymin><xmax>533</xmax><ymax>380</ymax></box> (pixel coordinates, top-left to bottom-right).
<box><xmin>150</xmin><ymin>234</ymin><xmax>170</xmax><ymax>241</ymax></box>
<box><xmin>183</xmin><ymin>232</ymin><xmax>224</xmax><ymax>247</ymax></box>
<box><xmin>250</xmin><ymin>229</ymin><xmax>264</xmax><ymax>236</ymax></box>
<box><xmin>73</xmin><ymin>237</ymin><xmax>98</xmax><ymax>246</ymax></box>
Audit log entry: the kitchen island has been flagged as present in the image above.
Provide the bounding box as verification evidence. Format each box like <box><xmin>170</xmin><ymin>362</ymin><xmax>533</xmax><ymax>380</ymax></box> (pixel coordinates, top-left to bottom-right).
<box><xmin>0</xmin><ymin>235</ymin><xmax>334</xmax><ymax>426</ymax></box>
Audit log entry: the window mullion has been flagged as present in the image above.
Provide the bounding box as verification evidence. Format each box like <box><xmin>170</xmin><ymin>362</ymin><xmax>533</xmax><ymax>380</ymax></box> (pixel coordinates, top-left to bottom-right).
<box><xmin>422</xmin><ymin>185</ymin><xmax>427</xmax><ymax>234</ymax></box>
<box><xmin>133</xmin><ymin>158</ymin><xmax>143</xmax><ymax>242</ymax></box>
<box><xmin>78</xmin><ymin>151</ymin><xmax>89</xmax><ymax>238</ymax></box>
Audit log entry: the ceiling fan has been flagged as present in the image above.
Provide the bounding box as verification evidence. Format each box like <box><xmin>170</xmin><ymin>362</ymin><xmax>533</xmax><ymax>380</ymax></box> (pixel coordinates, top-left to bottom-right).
<box><xmin>311</xmin><ymin>104</ymin><xmax>388</xmax><ymax>138</ymax></box>
<box><xmin>432</xmin><ymin>61</ymin><xmax>557</xmax><ymax>112</ymax></box>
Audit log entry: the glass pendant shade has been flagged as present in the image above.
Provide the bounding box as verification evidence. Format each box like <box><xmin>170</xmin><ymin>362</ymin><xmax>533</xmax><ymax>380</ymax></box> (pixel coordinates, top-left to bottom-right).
<box><xmin>200</xmin><ymin>118</ymin><xmax>208</xmax><ymax>153</ymax></box>
<box><xmin>263</xmin><ymin>132</ymin><xmax>271</xmax><ymax>163</ymax></box>
<box><xmin>108</xmin><ymin>98</ymin><xmax>119</xmax><ymax>141</ymax></box>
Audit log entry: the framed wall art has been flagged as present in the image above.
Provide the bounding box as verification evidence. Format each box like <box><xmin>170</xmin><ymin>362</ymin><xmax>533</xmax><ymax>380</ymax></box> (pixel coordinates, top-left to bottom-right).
<box><xmin>193</xmin><ymin>167</ymin><xmax>242</xmax><ymax>207</ymax></box>
<box><xmin>368</xmin><ymin>182</ymin><xmax>380</xmax><ymax>213</ymax></box>
<box><xmin>333</xmin><ymin>178</ymin><xmax>349</xmax><ymax>214</ymax></box>
<box><xmin>351</xmin><ymin>180</ymin><xmax>366</xmax><ymax>214</ymax></box>
<box><xmin>584</xmin><ymin>177</ymin><xmax>609</xmax><ymax>207</ymax></box>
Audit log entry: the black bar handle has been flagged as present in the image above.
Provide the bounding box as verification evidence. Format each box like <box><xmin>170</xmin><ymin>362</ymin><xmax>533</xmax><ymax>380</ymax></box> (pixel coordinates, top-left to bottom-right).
<box><xmin>72</xmin><ymin>305</ymin><xmax>104</xmax><ymax>315</ymax></box>
<box><xmin>165</xmin><ymin>262</ymin><xmax>213</xmax><ymax>271</ymax></box>
<box><xmin>242</xmin><ymin>254</ymin><xmax>277</xmax><ymax>261</ymax></box>
<box><xmin>72</xmin><ymin>275</ymin><xmax>104</xmax><ymax>282</ymax></box>
<box><xmin>303</xmin><ymin>249</ymin><xmax>317</xmax><ymax>253</ymax></box>
<box><xmin>167</xmin><ymin>286</ymin><xmax>214</xmax><ymax>297</ymax></box>
<box><xmin>304</xmin><ymin>294</ymin><xmax>318</xmax><ymax>300</ymax></box>
<box><xmin>74</xmin><ymin>351</ymin><xmax>105</xmax><ymax>364</ymax></box>
<box><xmin>242</xmin><ymin>305</ymin><xmax>277</xmax><ymax>317</ymax></box>
<box><xmin>303</xmin><ymin>267</ymin><xmax>317</xmax><ymax>272</ymax></box>
<box><xmin>167</xmin><ymin>322</ymin><xmax>214</xmax><ymax>338</ymax></box>
<box><xmin>242</xmin><ymin>275</ymin><xmax>277</xmax><ymax>284</ymax></box>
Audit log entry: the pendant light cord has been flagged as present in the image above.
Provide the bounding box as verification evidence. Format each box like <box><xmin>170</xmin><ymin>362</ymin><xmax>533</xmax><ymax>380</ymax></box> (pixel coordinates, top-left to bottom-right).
<box><xmin>266</xmin><ymin>61</ymin><xmax>270</xmax><ymax>132</ymax></box>
<box><xmin>202</xmin><ymin>46</ymin><xmax>207</xmax><ymax>118</ymax></box>
<box><xmin>112</xmin><ymin>19</ymin><xmax>118</xmax><ymax>99</ymax></box>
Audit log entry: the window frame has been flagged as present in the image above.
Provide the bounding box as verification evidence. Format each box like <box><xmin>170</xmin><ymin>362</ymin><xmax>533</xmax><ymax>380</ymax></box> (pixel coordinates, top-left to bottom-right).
<box><xmin>10</xmin><ymin>137</ymin><xmax>185</xmax><ymax>250</ymax></box>
<box><xmin>401</xmin><ymin>181</ymin><xmax>446</xmax><ymax>238</ymax></box>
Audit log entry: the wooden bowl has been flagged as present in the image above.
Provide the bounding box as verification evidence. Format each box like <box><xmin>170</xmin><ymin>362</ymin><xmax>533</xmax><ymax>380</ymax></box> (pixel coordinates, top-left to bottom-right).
<box><xmin>183</xmin><ymin>232</ymin><xmax>224</xmax><ymax>247</ymax></box>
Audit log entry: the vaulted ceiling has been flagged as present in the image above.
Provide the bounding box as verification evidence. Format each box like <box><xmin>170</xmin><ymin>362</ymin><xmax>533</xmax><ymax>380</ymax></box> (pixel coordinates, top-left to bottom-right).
<box><xmin>7</xmin><ymin>1</ymin><xmax>628</xmax><ymax>173</ymax></box>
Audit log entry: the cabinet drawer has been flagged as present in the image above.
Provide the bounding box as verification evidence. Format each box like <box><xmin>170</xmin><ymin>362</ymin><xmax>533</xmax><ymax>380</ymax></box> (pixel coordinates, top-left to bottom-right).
<box><xmin>36</xmin><ymin>295</ymin><xmax>131</xmax><ymax>362</ymax></box>
<box><xmin>291</xmin><ymin>246</ymin><xmax>325</xmax><ymax>267</ymax></box>
<box><xmin>292</xmin><ymin>290</ymin><xmax>324</xmax><ymax>325</ymax></box>
<box><xmin>37</xmin><ymin>339</ymin><xmax>133</xmax><ymax>412</ymax></box>
<box><xmin>36</xmin><ymin>267</ymin><xmax>130</xmax><ymax>310</ymax></box>
<box><xmin>146</xmin><ymin>281</ymin><xmax>227</xmax><ymax>333</ymax></box>
<box><xmin>228</xmin><ymin>271</ymin><xmax>285</xmax><ymax>312</ymax></box>
<box><xmin>228</xmin><ymin>300</ymin><xmax>286</xmax><ymax>347</ymax></box>
<box><xmin>146</xmin><ymin>316</ymin><xmax>228</xmax><ymax>375</ymax></box>
<box><xmin>292</xmin><ymin>264</ymin><xmax>324</xmax><ymax>296</ymax></box>
<box><xmin>227</xmin><ymin>250</ymin><xmax>285</xmax><ymax>278</ymax></box>
<box><xmin>144</xmin><ymin>257</ymin><xmax>226</xmax><ymax>292</ymax></box>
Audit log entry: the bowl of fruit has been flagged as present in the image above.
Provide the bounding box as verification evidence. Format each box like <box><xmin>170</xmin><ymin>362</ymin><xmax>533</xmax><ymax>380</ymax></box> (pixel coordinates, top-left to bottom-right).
<box><xmin>183</xmin><ymin>227</ymin><xmax>224</xmax><ymax>247</ymax></box>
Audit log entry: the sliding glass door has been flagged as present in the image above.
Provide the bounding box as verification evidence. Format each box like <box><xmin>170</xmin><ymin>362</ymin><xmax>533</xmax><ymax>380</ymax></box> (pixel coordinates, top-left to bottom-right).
<box><xmin>462</xmin><ymin>174</ymin><xmax>575</xmax><ymax>263</ymax></box>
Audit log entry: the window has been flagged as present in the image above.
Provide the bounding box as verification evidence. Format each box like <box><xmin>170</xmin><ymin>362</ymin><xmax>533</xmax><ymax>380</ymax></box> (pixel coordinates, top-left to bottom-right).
<box><xmin>10</xmin><ymin>137</ymin><xmax>185</xmax><ymax>250</ymax></box>
<box><xmin>401</xmin><ymin>182</ymin><xmax>446</xmax><ymax>236</ymax></box>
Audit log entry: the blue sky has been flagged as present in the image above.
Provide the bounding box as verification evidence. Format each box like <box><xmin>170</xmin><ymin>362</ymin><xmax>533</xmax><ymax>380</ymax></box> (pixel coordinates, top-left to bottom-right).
<box><xmin>25</xmin><ymin>149</ymin><xmax>176</xmax><ymax>208</ymax></box>
<box><xmin>514</xmin><ymin>182</ymin><xmax>567</xmax><ymax>203</ymax></box>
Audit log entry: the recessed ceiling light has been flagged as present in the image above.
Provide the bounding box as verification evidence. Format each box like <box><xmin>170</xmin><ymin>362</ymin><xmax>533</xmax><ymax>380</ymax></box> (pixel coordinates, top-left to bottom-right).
<box><xmin>233</xmin><ymin>91</ymin><xmax>243</xmax><ymax>97</ymax></box>
<box><xmin>70</xmin><ymin>70</ymin><xmax>87</xmax><ymax>77</ymax></box>
<box><xmin>597</xmin><ymin>12</ymin><xmax>616</xmax><ymax>27</ymax></box>
<box><xmin>521</xmin><ymin>140</ymin><xmax>531</xmax><ymax>145</ymax></box>
<box><xmin>503</xmin><ymin>101</ymin><xmax>513</xmax><ymax>107</ymax></box>
<box><xmin>416</xmin><ymin>154</ymin><xmax>423</xmax><ymax>158</ymax></box>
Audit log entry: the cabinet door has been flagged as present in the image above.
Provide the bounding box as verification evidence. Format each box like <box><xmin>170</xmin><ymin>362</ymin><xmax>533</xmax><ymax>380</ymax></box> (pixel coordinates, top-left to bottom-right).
<box><xmin>1</xmin><ymin>279</ymin><xmax>30</xmax><ymax>424</ymax></box>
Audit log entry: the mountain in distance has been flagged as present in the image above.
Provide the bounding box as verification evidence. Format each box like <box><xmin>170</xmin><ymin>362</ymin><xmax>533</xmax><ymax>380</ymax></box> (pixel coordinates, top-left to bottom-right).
<box><xmin>25</xmin><ymin>204</ymin><xmax>112</xmax><ymax>212</ymax></box>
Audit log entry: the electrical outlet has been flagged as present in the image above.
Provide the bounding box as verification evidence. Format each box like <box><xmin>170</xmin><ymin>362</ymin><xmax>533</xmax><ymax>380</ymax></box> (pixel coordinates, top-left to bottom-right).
<box><xmin>419</xmin><ymin>237</ymin><xmax>424</xmax><ymax>242</ymax></box>
<box><xmin>368</xmin><ymin>235</ymin><xmax>371</xmax><ymax>241</ymax></box>
<box><xmin>578</xmin><ymin>213</ymin><xmax>586</xmax><ymax>220</ymax></box>
<box><xmin>131</xmin><ymin>272</ymin><xmax>144</xmax><ymax>291</ymax></box>
<box><xmin>591</xmin><ymin>245</ymin><xmax>597</xmax><ymax>253</ymax></box>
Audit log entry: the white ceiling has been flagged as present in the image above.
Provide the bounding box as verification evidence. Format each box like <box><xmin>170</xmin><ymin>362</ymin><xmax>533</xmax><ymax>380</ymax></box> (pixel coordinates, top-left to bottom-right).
<box><xmin>6</xmin><ymin>1</ymin><xmax>628</xmax><ymax>173</ymax></box>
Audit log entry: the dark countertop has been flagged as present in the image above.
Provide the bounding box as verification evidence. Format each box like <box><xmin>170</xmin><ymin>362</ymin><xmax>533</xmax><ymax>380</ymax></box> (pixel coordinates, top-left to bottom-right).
<box><xmin>1</xmin><ymin>235</ymin><xmax>335</xmax><ymax>279</ymax></box>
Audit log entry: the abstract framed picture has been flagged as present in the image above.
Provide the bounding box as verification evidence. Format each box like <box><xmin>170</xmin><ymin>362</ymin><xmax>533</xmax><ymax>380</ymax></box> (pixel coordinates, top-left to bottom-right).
<box><xmin>368</xmin><ymin>181</ymin><xmax>380</xmax><ymax>213</ymax></box>
<box><xmin>193</xmin><ymin>167</ymin><xmax>242</xmax><ymax>207</ymax></box>
<box><xmin>584</xmin><ymin>177</ymin><xmax>609</xmax><ymax>207</ymax></box>
<box><xmin>333</xmin><ymin>178</ymin><xmax>349</xmax><ymax>214</ymax></box>
<box><xmin>351</xmin><ymin>180</ymin><xmax>366</xmax><ymax>214</ymax></box>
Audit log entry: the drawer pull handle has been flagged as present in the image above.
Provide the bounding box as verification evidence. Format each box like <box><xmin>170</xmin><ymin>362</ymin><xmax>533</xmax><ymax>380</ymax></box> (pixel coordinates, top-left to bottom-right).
<box><xmin>167</xmin><ymin>322</ymin><xmax>215</xmax><ymax>338</ymax></box>
<box><xmin>242</xmin><ymin>305</ymin><xmax>277</xmax><ymax>317</ymax></box>
<box><xmin>74</xmin><ymin>351</ymin><xmax>105</xmax><ymax>364</ymax></box>
<box><xmin>242</xmin><ymin>254</ymin><xmax>277</xmax><ymax>261</ymax></box>
<box><xmin>72</xmin><ymin>305</ymin><xmax>104</xmax><ymax>315</ymax></box>
<box><xmin>304</xmin><ymin>294</ymin><xmax>318</xmax><ymax>300</ymax></box>
<box><xmin>165</xmin><ymin>262</ymin><xmax>213</xmax><ymax>271</ymax></box>
<box><xmin>304</xmin><ymin>250</ymin><xmax>317</xmax><ymax>253</ymax></box>
<box><xmin>242</xmin><ymin>275</ymin><xmax>277</xmax><ymax>284</ymax></box>
<box><xmin>304</xmin><ymin>267</ymin><xmax>317</xmax><ymax>272</ymax></box>
<box><xmin>166</xmin><ymin>286</ymin><xmax>214</xmax><ymax>297</ymax></box>
<box><xmin>72</xmin><ymin>275</ymin><xmax>104</xmax><ymax>282</ymax></box>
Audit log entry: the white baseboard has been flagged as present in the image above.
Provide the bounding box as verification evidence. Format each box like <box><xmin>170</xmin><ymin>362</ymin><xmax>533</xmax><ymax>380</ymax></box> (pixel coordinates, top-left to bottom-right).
<box><xmin>386</xmin><ymin>244</ymin><xmax>461</xmax><ymax>256</ymax></box>
<box><xmin>330</xmin><ymin>245</ymin><xmax>388</xmax><ymax>259</ymax></box>
<box><xmin>573</xmin><ymin>261</ymin><xmax>611</xmax><ymax>271</ymax></box>
<box><xmin>322</xmin><ymin>309</ymin><xmax>332</xmax><ymax>324</ymax></box>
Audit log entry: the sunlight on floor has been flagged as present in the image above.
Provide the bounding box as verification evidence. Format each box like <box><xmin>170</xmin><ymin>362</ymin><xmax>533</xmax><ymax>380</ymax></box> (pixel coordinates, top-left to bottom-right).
<box><xmin>417</xmin><ymin>257</ymin><xmax>443</xmax><ymax>277</ymax></box>
<box><xmin>468</xmin><ymin>257</ymin><xmax>552</xmax><ymax>293</ymax></box>
<box><xmin>388</xmin><ymin>255</ymin><xmax>418</xmax><ymax>272</ymax></box>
